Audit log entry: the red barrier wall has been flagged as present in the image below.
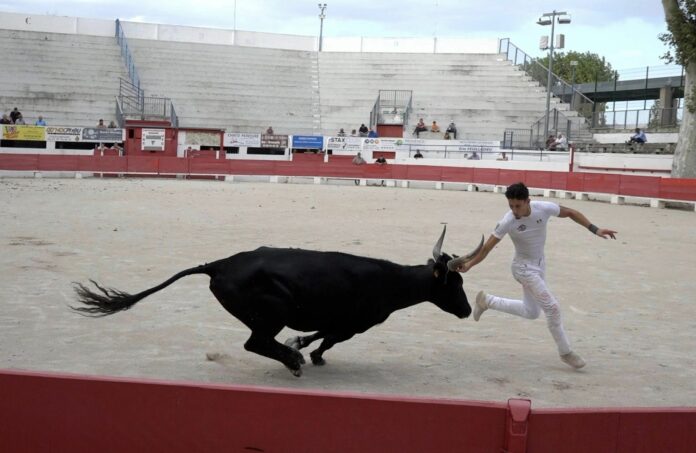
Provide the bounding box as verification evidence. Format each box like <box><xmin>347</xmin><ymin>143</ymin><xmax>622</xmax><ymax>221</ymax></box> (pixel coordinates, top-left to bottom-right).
<box><xmin>0</xmin><ymin>370</ymin><xmax>507</xmax><ymax>453</ymax></box>
<box><xmin>1</xmin><ymin>154</ymin><xmax>695</xmax><ymax>202</ymax></box>
<box><xmin>1</xmin><ymin>370</ymin><xmax>694</xmax><ymax>453</ymax></box>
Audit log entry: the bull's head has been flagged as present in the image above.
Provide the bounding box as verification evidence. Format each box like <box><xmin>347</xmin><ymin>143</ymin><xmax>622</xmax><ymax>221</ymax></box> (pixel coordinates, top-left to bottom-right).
<box><xmin>428</xmin><ymin>225</ymin><xmax>484</xmax><ymax>318</ymax></box>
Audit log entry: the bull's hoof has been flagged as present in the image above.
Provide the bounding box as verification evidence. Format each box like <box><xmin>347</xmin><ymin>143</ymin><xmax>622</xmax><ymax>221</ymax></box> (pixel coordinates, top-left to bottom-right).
<box><xmin>287</xmin><ymin>366</ymin><xmax>303</xmax><ymax>377</ymax></box>
<box><xmin>284</xmin><ymin>336</ymin><xmax>301</xmax><ymax>350</ymax></box>
<box><xmin>310</xmin><ymin>352</ymin><xmax>325</xmax><ymax>366</ymax></box>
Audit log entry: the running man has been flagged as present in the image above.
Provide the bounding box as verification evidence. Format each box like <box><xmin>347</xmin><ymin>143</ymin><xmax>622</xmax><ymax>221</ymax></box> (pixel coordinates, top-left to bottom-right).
<box><xmin>454</xmin><ymin>182</ymin><xmax>617</xmax><ymax>369</ymax></box>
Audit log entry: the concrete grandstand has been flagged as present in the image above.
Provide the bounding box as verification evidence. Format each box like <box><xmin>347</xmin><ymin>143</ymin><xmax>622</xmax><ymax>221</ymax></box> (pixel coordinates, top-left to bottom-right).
<box><xmin>0</xmin><ymin>11</ymin><xmax>584</xmax><ymax>142</ymax></box>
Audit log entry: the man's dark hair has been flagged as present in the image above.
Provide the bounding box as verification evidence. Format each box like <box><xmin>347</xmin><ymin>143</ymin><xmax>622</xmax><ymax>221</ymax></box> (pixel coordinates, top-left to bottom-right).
<box><xmin>505</xmin><ymin>182</ymin><xmax>529</xmax><ymax>200</ymax></box>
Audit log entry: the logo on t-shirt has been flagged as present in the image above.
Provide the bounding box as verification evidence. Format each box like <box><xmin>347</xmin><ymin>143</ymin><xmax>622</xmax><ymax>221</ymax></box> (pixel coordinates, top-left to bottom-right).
<box><xmin>536</xmin><ymin>218</ymin><xmax>543</xmax><ymax>224</ymax></box>
<box><xmin>517</xmin><ymin>224</ymin><xmax>527</xmax><ymax>232</ymax></box>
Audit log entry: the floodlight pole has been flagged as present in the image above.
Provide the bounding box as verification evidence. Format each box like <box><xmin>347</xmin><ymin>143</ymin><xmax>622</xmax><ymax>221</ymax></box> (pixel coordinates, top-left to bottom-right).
<box><xmin>318</xmin><ymin>3</ymin><xmax>327</xmax><ymax>52</ymax></box>
<box><xmin>538</xmin><ymin>10</ymin><xmax>569</xmax><ymax>141</ymax></box>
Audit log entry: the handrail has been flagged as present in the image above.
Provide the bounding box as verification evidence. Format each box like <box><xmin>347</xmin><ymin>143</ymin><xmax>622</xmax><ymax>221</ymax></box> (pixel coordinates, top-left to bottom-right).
<box><xmin>115</xmin><ymin>19</ymin><xmax>141</xmax><ymax>91</ymax></box>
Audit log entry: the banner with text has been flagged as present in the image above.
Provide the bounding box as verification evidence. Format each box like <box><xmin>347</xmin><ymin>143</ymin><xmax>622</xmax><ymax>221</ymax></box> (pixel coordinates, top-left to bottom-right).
<box><xmin>291</xmin><ymin>135</ymin><xmax>324</xmax><ymax>149</ymax></box>
<box><xmin>325</xmin><ymin>136</ymin><xmax>363</xmax><ymax>152</ymax></box>
<box><xmin>142</xmin><ymin>129</ymin><xmax>166</xmax><ymax>151</ymax></box>
<box><xmin>260</xmin><ymin>134</ymin><xmax>288</xmax><ymax>148</ymax></box>
<box><xmin>223</xmin><ymin>133</ymin><xmax>261</xmax><ymax>147</ymax></box>
<box><xmin>1</xmin><ymin>125</ymin><xmax>46</xmax><ymax>141</ymax></box>
<box><xmin>81</xmin><ymin>128</ymin><xmax>124</xmax><ymax>143</ymax></box>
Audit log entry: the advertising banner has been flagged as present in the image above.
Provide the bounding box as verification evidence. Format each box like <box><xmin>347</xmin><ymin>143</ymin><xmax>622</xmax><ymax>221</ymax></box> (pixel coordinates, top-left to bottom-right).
<box><xmin>45</xmin><ymin>127</ymin><xmax>82</xmax><ymax>142</ymax></box>
<box><xmin>362</xmin><ymin>138</ymin><xmax>408</xmax><ymax>152</ymax></box>
<box><xmin>1</xmin><ymin>125</ymin><xmax>46</xmax><ymax>141</ymax></box>
<box><xmin>142</xmin><ymin>129</ymin><xmax>166</xmax><ymax>151</ymax></box>
<box><xmin>223</xmin><ymin>133</ymin><xmax>261</xmax><ymax>147</ymax></box>
<box><xmin>325</xmin><ymin>136</ymin><xmax>362</xmax><ymax>151</ymax></box>
<box><xmin>81</xmin><ymin>128</ymin><xmax>124</xmax><ymax>143</ymax></box>
<box><xmin>291</xmin><ymin>135</ymin><xmax>324</xmax><ymax>149</ymax></box>
<box><xmin>260</xmin><ymin>134</ymin><xmax>288</xmax><ymax>148</ymax></box>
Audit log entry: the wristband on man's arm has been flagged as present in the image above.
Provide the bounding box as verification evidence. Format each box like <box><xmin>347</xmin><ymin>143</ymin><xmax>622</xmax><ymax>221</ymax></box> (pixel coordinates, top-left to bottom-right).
<box><xmin>588</xmin><ymin>224</ymin><xmax>599</xmax><ymax>235</ymax></box>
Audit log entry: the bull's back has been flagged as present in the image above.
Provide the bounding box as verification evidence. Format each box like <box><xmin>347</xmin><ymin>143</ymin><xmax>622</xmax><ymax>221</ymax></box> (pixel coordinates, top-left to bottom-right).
<box><xmin>216</xmin><ymin>248</ymin><xmax>406</xmax><ymax>331</ymax></box>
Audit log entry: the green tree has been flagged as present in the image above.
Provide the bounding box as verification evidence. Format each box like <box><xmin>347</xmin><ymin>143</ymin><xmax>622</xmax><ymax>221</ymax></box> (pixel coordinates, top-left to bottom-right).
<box><xmin>536</xmin><ymin>51</ymin><xmax>615</xmax><ymax>124</ymax></box>
<box><xmin>660</xmin><ymin>0</ymin><xmax>696</xmax><ymax>177</ymax></box>
<box><xmin>538</xmin><ymin>51</ymin><xmax>615</xmax><ymax>84</ymax></box>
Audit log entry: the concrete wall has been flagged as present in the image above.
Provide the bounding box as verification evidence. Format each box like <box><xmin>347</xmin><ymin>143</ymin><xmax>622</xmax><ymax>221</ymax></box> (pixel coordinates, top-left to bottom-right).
<box><xmin>0</xmin><ymin>11</ymin><xmax>113</xmax><ymax>36</ymax></box>
<box><xmin>593</xmin><ymin>132</ymin><xmax>679</xmax><ymax>144</ymax></box>
<box><xmin>0</xmin><ymin>11</ymin><xmax>498</xmax><ymax>54</ymax></box>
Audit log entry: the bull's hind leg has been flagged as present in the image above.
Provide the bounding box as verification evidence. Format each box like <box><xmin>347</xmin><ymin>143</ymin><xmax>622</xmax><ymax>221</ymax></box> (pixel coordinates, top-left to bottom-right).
<box><xmin>284</xmin><ymin>332</ymin><xmax>325</xmax><ymax>351</ymax></box>
<box><xmin>244</xmin><ymin>330</ymin><xmax>306</xmax><ymax>377</ymax></box>
<box><xmin>309</xmin><ymin>332</ymin><xmax>355</xmax><ymax>366</ymax></box>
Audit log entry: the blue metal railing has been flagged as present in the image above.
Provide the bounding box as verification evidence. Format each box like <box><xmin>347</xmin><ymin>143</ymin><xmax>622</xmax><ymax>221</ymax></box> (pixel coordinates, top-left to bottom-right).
<box><xmin>115</xmin><ymin>19</ymin><xmax>141</xmax><ymax>91</ymax></box>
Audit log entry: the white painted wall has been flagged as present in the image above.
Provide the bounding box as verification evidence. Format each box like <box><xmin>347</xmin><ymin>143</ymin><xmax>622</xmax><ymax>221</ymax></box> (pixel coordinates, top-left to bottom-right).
<box><xmin>593</xmin><ymin>132</ymin><xmax>679</xmax><ymax>144</ymax></box>
<box><xmin>0</xmin><ymin>11</ymin><xmax>501</xmax><ymax>54</ymax></box>
<box><xmin>0</xmin><ymin>11</ymin><xmax>113</xmax><ymax>36</ymax></box>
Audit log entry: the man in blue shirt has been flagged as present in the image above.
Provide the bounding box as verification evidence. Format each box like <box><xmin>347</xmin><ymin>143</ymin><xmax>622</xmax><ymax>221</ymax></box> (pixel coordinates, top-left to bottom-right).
<box><xmin>627</xmin><ymin>128</ymin><xmax>647</xmax><ymax>144</ymax></box>
<box><xmin>367</xmin><ymin>128</ymin><xmax>378</xmax><ymax>138</ymax></box>
<box><xmin>35</xmin><ymin>116</ymin><xmax>46</xmax><ymax>126</ymax></box>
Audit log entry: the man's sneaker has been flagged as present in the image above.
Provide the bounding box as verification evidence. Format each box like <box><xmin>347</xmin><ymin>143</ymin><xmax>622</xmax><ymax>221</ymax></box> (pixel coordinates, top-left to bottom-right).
<box><xmin>472</xmin><ymin>291</ymin><xmax>489</xmax><ymax>322</ymax></box>
<box><xmin>560</xmin><ymin>351</ymin><xmax>586</xmax><ymax>369</ymax></box>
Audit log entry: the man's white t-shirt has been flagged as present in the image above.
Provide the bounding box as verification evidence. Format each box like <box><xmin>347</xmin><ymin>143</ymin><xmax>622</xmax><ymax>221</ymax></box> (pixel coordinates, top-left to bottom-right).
<box><xmin>492</xmin><ymin>200</ymin><xmax>560</xmax><ymax>262</ymax></box>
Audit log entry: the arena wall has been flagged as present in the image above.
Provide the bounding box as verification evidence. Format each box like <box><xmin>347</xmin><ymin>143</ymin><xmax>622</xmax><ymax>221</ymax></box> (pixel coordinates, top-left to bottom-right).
<box><xmin>1</xmin><ymin>369</ymin><xmax>694</xmax><ymax>453</ymax></box>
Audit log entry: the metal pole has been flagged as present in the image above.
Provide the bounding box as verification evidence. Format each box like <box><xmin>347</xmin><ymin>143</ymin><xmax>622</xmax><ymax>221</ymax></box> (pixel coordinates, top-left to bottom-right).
<box><xmin>318</xmin><ymin>4</ymin><xmax>327</xmax><ymax>52</ymax></box>
<box><xmin>543</xmin><ymin>12</ymin><xmax>557</xmax><ymax>141</ymax></box>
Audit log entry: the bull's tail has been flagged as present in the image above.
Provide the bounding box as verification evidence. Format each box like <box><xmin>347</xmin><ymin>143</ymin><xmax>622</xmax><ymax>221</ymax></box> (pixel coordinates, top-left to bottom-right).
<box><xmin>71</xmin><ymin>263</ymin><xmax>213</xmax><ymax>317</ymax></box>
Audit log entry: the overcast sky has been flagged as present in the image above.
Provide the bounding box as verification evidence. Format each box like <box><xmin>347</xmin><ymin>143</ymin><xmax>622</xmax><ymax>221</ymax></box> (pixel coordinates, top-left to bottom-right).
<box><xmin>0</xmin><ymin>0</ymin><xmax>673</xmax><ymax>70</ymax></box>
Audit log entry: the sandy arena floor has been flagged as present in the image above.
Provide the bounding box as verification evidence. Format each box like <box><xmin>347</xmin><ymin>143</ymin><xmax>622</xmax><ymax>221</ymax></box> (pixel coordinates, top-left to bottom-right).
<box><xmin>1</xmin><ymin>177</ymin><xmax>695</xmax><ymax>408</ymax></box>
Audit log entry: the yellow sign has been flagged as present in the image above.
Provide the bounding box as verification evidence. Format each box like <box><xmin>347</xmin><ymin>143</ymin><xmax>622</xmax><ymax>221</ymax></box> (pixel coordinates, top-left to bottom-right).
<box><xmin>2</xmin><ymin>125</ymin><xmax>46</xmax><ymax>141</ymax></box>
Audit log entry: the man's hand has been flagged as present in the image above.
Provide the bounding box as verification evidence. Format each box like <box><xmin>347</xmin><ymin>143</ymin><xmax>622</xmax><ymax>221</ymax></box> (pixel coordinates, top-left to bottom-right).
<box><xmin>457</xmin><ymin>261</ymin><xmax>474</xmax><ymax>273</ymax></box>
<box><xmin>596</xmin><ymin>228</ymin><xmax>617</xmax><ymax>239</ymax></box>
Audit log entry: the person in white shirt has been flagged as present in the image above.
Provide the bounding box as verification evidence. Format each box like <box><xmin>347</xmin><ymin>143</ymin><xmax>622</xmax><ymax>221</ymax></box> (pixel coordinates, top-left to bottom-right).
<box><xmin>452</xmin><ymin>182</ymin><xmax>617</xmax><ymax>369</ymax></box>
<box><xmin>553</xmin><ymin>133</ymin><xmax>568</xmax><ymax>150</ymax></box>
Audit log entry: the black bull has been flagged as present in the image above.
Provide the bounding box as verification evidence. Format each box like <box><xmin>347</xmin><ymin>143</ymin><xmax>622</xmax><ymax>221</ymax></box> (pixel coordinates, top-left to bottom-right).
<box><xmin>72</xmin><ymin>227</ymin><xmax>482</xmax><ymax>376</ymax></box>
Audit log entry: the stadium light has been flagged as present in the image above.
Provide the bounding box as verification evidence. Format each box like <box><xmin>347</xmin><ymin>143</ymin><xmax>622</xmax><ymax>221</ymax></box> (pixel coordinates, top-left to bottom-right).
<box><xmin>318</xmin><ymin>3</ymin><xmax>327</xmax><ymax>52</ymax></box>
<box><xmin>538</xmin><ymin>10</ymin><xmax>571</xmax><ymax>141</ymax></box>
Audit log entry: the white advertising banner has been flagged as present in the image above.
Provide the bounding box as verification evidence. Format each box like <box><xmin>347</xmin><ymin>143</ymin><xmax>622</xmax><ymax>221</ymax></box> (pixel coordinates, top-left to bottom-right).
<box><xmin>362</xmin><ymin>138</ymin><xmax>409</xmax><ymax>152</ymax></box>
<box><xmin>224</xmin><ymin>132</ymin><xmax>261</xmax><ymax>147</ymax></box>
<box><xmin>142</xmin><ymin>129</ymin><xmax>166</xmax><ymax>151</ymax></box>
<box><xmin>325</xmin><ymin>136</ymin><xmax>362</xmax><ymax>152</ymax></box>
<box><xmin>402</xmin><ymin>138</ymin><xmax>500</xmax><ymax>152</ymax></box>
<box><xmin>44</xmin><ymin>127</ymin><xmax>125</xmax><ymax>143</ymax></box>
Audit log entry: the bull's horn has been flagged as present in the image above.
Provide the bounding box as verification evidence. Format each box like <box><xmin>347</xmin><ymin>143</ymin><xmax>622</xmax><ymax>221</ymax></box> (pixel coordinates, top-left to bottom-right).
<box><xmin>432</xmin><ymin>225</ymin><xmax>447</xmax><ymax>259</ymax></box>
<box><xmin>446</xmin><ymin>235</ymin><xmax>484</xmax><ymax>271</ymax></box>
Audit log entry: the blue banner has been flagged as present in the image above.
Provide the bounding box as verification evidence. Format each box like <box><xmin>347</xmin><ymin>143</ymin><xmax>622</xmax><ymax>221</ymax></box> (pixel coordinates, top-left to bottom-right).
<box><xmin>291</xmin><ymin>135</ymin><xmax>324</xmax><ymax>149</ymax></box>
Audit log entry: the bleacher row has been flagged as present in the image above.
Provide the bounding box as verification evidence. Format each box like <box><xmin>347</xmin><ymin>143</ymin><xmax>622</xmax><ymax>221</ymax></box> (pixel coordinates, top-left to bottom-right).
<box><xmin>0</xmin><ymin>26</ymin><xmax>581</xmax><ymax>143</ymax></box>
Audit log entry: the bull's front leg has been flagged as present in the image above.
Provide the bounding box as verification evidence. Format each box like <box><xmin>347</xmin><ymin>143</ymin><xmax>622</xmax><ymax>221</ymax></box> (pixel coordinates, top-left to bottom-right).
<box><xmin>310</xmin><ymin>331</ymin><xmax>355</xmax><ymax>366</ymax></box>
<box><xmin>244</xmin><ymin>332</ymin><xmax>306</xmax><ymax>377</ymax></box>
<box><xmin>284</xmin><ymin>332</ymin><xmax>325</xmax><ymax>351</ymax></box>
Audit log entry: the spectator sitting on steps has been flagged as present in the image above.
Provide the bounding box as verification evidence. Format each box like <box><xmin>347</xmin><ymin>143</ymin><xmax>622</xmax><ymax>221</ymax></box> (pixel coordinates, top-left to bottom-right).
<box><xmin>431</xmin><ymin>121</ymin><xmax>441</xmax><ymax>133</ymax></box>
<box><xmin>14</xmin><ymin>114</ymin><xmax>26</xmax><ymax>125</ymax></box>
<box><xmin>545</xmin><ymin>134</ymin><xmax>556</xmax><ymax>150</ymax></box>
<box><xmin>626</xmin><ymin>128</ymin><xmax>647</xmax><ymax>145</ymax></box>
<box><xmin>413</xmin><ymin>118</ymin><xmax>428</xmax><ymax>137</ymax></box>
<box><xmin>444</xmin><ymin>132</ymin><xmax>451</xmax><ymax>140</ymax></box>
<box><xmin>10</xmin><ymin>107</ymin><xmax>21</xmax><ymax>124</ymax></box>
<box><xmin>337</xmin><ymin>128</ymin><xmax>346</xmax><ymax>137</ymax></box>
<box><xmin>553</xmin><ymin>133</ymin><xmax>568</xmax><ymax>151</ymax></box>
<box><xmin>367</xmin><ymin>128</ymin><xmax>378</xmax><ymax>138</ymax></box>
<box><xmin>497</xmin><ymin>152</ymin><xmax>509</xmax><ymax>161</ymax></box>
<box><xmin>1</xmin><ymin>114</ymin><xmax>12</xmax><ymax>124</ymax></box>
<box><xmin>350</xmin><ymin>129</ymin><xmax>357</xmax><ymax>136</ymax></box>
<box><xmin>468</xmin><ymin>151</ymin><xmax>481</xmax><ymax>160</ymax></box>
<box><xmin>266</xmin><ymin>126</ymin><xmax>274</xmax><ymax>135</ymax></box>
<box><xmin>446</xmin><ymin>121</ymin><xmax>457</xmax><ymax>139</ymax></box>
<box><xmin>97</xmin><ymin>119</ymin><xmax>106</xmax><ymax>128</ymax></box>
<box><xmin>359</xmin><ymin>124</ymin><xmax>369</xmax><ymax>136</ymax></box>
<box><xmin>108</xmin><ymin>120</ymin><xmax>117</xmax><ymax>128</ymax></box>
<box><xmin>414</xmin><ymin>150</ymin><xmax>424</xmax><ymax>159</ymax></box>
<box><xmin>35</xmin><ymin>115</ymin><xmax>46</xmax><ymax>126</ymax></box>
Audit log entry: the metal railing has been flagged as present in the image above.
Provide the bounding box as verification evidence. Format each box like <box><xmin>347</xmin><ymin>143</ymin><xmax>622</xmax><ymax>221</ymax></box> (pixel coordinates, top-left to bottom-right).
<box><xmin>370</xmin><ymin>90</ymin><xmax>413</xmax><ymax>127</ymax></box>
<box><xmin>591</xmin><ymin>107</ymin><xmax>682</xmax><ymax>130</ymax></box>
<box><xmin>115</xmin><ymin>19</ymin><xmax>140</xmax><ymax>90</ymax></box>
<box><xmin>503</xmin><ymin>108</ymin><xmax>577</xmax><ymax>150</ymax></box>
<box><xmin>498</xmin><ymin>38</ymin><xmax>595</xmax><ymax>122</ymax></box>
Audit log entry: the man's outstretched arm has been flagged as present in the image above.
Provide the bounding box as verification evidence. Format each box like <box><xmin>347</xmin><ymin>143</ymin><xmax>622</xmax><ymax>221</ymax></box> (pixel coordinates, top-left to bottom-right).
<box><xmin>457</xmin><ymin>234</ymin><xmax>501</xmax><ymax>273</ymax></box>
<box><xmin>559</xmin><ymin>206</ymin><xmax>617</xmax><ymax>239</ymax></box>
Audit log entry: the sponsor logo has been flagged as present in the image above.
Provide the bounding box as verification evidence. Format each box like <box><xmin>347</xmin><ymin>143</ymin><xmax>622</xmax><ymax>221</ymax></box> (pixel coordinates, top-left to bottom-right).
<box><xmin>517</xmin><ymin>224</ymin><xmax>527</xmax><ymax>232</ymax></box>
